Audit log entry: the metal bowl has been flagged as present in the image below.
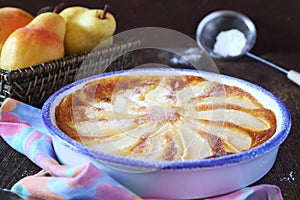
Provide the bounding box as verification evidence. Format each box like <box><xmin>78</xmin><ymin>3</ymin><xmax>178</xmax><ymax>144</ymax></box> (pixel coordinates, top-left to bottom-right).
<box><xmin>196</xmin><ymin>10</ymin><xmax>257</xmax><ymax>59</ymax></box>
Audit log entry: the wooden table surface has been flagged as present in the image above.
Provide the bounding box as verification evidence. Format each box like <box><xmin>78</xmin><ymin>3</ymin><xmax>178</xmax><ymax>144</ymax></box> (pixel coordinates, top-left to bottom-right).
<box><xmin>0</xmin><ymin>0</ymin><xmax>299</xmax><ymax>199</ymax></box>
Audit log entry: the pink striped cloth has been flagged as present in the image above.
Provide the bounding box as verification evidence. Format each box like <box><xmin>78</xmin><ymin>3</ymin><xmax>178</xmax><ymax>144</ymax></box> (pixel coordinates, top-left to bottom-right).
<box><xmin>0</xmin><ymin>98</ymin><xmax>283</xmax><ymax>200</ymax></box>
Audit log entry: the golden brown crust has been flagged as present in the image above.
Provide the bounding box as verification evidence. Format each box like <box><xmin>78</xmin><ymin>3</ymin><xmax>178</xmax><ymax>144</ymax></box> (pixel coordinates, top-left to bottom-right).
<box><xmin>55</xmin><ymin>74</ymin><xmax>277</xmax><ymax>161</ymax></box>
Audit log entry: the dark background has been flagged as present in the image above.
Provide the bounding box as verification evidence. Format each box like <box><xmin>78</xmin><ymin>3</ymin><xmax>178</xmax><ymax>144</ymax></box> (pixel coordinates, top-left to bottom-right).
<box><xmin>1</xmin><ymin>0</ymin><xmax>300</xmax><ymax>53</ymax></box>
<box><xmin>0</xmin><ymin>0</ymin><xmax>299</xmax><ymax>199</ymax></box>
<box><xmin>0</xmin><ymin>0</ymin><xmax>300</xmax><ymax>68</ymax></box>
<box><xmin>1</xmin><ymin>0</ymin><xmax>299</xmax><ymax>70</ymax></box>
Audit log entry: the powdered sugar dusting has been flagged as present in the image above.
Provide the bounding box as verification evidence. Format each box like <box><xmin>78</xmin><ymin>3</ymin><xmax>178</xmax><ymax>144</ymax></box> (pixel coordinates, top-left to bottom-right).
<box><xmin>213</xmin><ymin>29</ymin><xmax>247</xmax><ymax>57</ymax></box>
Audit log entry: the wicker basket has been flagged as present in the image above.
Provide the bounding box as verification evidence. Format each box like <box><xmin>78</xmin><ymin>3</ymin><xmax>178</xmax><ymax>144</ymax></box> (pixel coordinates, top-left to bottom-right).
<box><xmin>0</xmin><ymin>40</ymin><xmax>141</xmax><ymax>108</ymax></box>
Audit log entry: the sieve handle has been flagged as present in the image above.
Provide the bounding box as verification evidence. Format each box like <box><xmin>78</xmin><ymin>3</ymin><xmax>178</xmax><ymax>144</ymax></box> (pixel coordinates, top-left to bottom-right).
<box><xmin>246</xmin><ymin>52</ymin><xmax>288</xmax><ymax>74</ymax></box>
<box><xmin>287</xmin><ymin>70</ymin><xmax>300</xmax><ymax>86</ymax></box>
<box><xmin>246</xmin><ymin>52</ymin><xmax>300</xmax><ymax>86</ymax></box>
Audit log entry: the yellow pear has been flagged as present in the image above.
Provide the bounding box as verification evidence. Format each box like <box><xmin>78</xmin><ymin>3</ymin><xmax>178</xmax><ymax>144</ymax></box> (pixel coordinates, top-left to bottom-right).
<box><xmin>0</xmin><ymin>7</ymin><xmax>33</xmax><ymax>54</ymax></box>
<box><xmin>0</xmin><ymin>12</ymin><xmax>66</xmax><ymax>70</ymax></box>
<box><xmin>59</xmin><ymin>6</ymin><xmax>116</xmax><ymax>56</ymax></box>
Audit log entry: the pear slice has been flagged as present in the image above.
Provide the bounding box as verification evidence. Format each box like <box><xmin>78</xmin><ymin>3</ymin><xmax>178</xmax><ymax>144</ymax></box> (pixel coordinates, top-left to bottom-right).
<box><xmin>179</xmin><ymin>126</ymin><xmax>213</xmax><ymax>160</ymax></box>
<box><xmin>182</xmin><ymin>108</ymin><xmax>268</xmax><ymax>131</ymax></box>
<box><xmin>86</xmin><ymin>122</ymin><xmax>160</xmax><ymax>156</ymax></box>
<box><xmin>184</xmin><ymin>96</ymin><xmax>262</xmax><ymax>110</ymax></box>
<box><xmin>185</xmin><ymin>118</ymin><xmax>252</xmax><ymax>152</ymax></box>
<box><xmin>144</xmin><ymin>79</ymin><xmax>176</xmax><ymax>107</ymax></box>
<box><xmin>175</xmin><ymin>81</ymin><xmax>217</xmax><ymax>104</ymax></box>
<box><xmin>127</xmin><ymin>123</ymin><xmax>182</xmax><ymax>161</ymax></box>
<box><xmin>74</xmin><ymin>119</ymin><xmax>137</xmax><ymax>138</ymax></box>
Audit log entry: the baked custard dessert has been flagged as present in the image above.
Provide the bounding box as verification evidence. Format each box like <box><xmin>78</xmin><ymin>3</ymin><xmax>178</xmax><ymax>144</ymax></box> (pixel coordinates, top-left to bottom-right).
<box><xmin>55</xmin><ymin>74</ymin><xmax>277</xmax><ymax>161</ymax></box>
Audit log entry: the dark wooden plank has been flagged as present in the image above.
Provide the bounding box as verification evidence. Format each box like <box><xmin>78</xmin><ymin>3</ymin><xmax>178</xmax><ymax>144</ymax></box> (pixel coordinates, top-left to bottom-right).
<box><xmin>0</xmin><ymin>0</ymin><xmax>299</xmax><ymax>199</ymax></box>
<box><xmin>0</xmin><ymin>138</ymin><xmax>40</xmax><ymax>189</ymax></box>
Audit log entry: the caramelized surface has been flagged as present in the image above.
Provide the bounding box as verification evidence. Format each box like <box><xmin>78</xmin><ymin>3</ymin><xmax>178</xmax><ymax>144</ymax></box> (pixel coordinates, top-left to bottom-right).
<box><xmin>55</xmin><ymin>74</ymin><xmax>276</xmax><ymax>161</ymax></box>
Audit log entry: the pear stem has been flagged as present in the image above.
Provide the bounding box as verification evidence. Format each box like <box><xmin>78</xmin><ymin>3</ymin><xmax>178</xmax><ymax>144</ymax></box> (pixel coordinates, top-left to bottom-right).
<box><xmin>53</xmin><ymin>2</ymin><xmax>65</xmax><ymax>13</ymax></box>
<box><xmin>100</xmin><ymin>4</ymin><xmax>110</xmax><ymax>19</ymax></box>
